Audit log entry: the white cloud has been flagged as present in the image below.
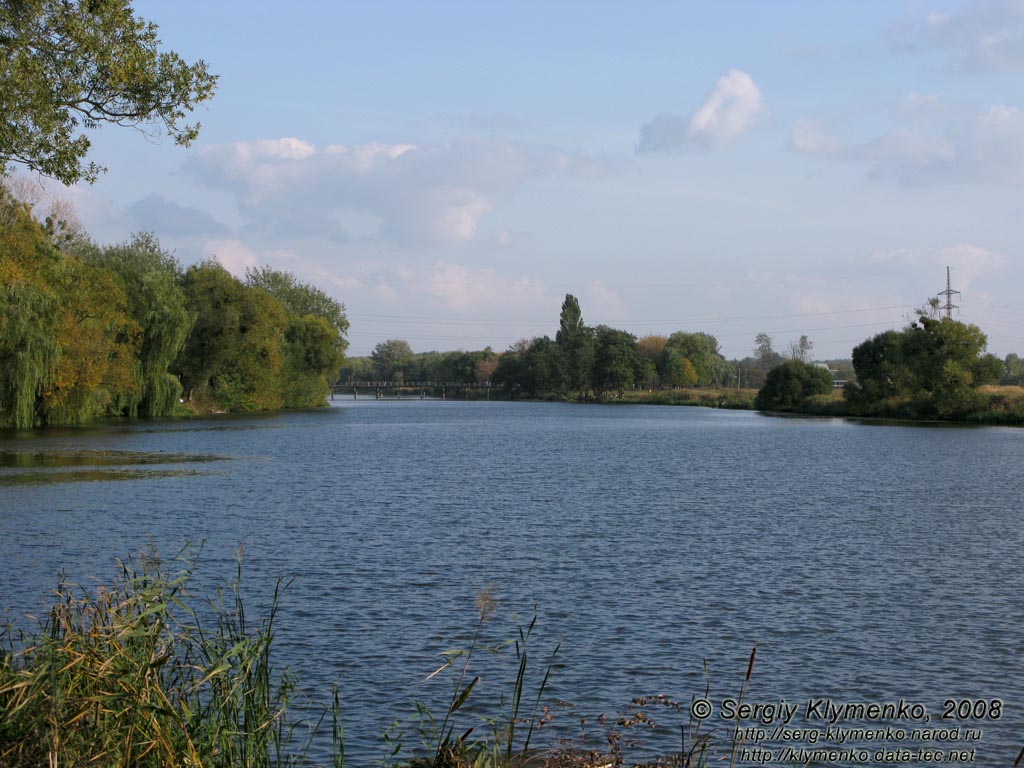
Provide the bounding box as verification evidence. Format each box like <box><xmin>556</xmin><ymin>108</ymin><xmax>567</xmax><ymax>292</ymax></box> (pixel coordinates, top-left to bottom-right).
<box><xmin>908</xmin><ymin>0</ymin><xmax>1024</xmax><ymax>71</ymax></box>
<box><xmin>426</xmin><ymin>261</ymin><xmax>556</xmax><ymax>312</ymax></box>
<box><xmin>372</xmin><ymin>280</ymin><xmax>401</xmax><ymax>305</ymax></box>
<box><xmin>863</xmin><ymin>104</ymin><xmax>1024</xmax><ymax>184</ymax></box>
<box><xmin>200</xmin><ymin>239</ymin><xmax>260</xmax><ymax>277</ymax></box>
<box><xmin>585</xmin><ymin>280</ymin><xmax>626</xmax><ymax>319</ymax></box>
<box><xmin>187</xmin><ymin>137</ymin><xmax>600</xmax><ymax>247</ymax></box>
<box><xmin>790</xmin><ymin>119</ymin><xmax>842</xmax><ymax>156</ymax></box>
<box><xmin>869</xmin><ymin>243</ymin><xmax>1006</xmax><ymax>290</ymax></box>
<box><xmin>638</xmin><ymin>69</ymin><xmax>766</xmax><ymax>153</ymax></box>
<box><xmin>799</xmin><ymin>100</ymin><xmax>1024</xmax><ymax>185</ymax></box>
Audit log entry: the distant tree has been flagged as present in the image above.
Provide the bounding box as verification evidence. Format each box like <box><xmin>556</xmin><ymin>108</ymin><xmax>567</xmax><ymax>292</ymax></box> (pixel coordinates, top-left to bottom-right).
<box><xmin>555</xmin><ymin>294</ymin><xmax>593</xmax><ymax>398</ymax></box>
<box><xmin>847</xmin><ymin>313</ymin><xmax>1001</xmax><ymax>418</ymax></box>
<box><xmin>522</xmin><ymin>337</ymin><xmax>567</xmax><ymax>397</ymax></box>
<box><xmin>1002</xmin><ymin>353</ymin><xmax>1024</xmax><ymax>386</ymax></box>
<box><xmin>0</xmin><ymin>0</ymin><xmax>217</xmax><ymax>184</ymax></box>
<box><xmin>754</xmin><ymin>332</ymin><xmax>778</xmax><ymax>371</ymax></box>
<box><xmin>788</xmin><ymin>335</ymin><xmax>813</xmax><ymax>363</ymax></box>
<box><xmin>492</xmin><ymin>346</ymin><xmax>528</xmax><ymax>394</ymax></box>
<box><xmin>664</xmin><ymin>331</ymin><xmax>727</xmax><ymax>386</ymax></box>
<box><xmin>663</xmin><ymin>354</ymin><xmax>698</xmax><ymax>388</ymax></box>
<box><xmin>755</xmin><ymin>360</ymin><xmax>833</xmax><ymax>411</ymax></box>
<box><xmin>636</xmin><ymin>335</ymin><xmax>667</xmax><ymax>386</ymax></box>
<box><xmin>592</xmin><ymin>325</ymin><xmax>643</xmax><ymax>397</ymax></box>
<box><xmin>337</xmin><ymin>356</ymin><xmax>374</xmax><ymax>383</ymax></box>
<box><xmin>371</xmin><ymin>339</ymin><xmax>414</xmax><ymax>380</ymax></box>
<box><xmin>474</xmin><ymin>354</ymin><xmax>498</xmax><ymax>384</ymax></box>
<box><xmin>636</xmin><ymin>335</ymin><xmax>667</xmax><ymax>365</ymax></box>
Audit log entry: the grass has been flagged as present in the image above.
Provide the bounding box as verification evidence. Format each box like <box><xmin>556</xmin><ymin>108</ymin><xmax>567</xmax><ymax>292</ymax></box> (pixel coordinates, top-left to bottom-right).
<box><xmin>601</xmin><ymin>389</ymin><xmax>757</xmax><ymax>410</ymax></box>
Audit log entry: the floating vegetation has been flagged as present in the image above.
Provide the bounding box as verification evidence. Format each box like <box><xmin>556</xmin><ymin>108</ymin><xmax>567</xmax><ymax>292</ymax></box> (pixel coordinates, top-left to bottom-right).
<box><xmin>0</xmin><ymin>467</ymin><xmax>226</xmax><ymax>486</ymax></box>
<box><xmin>0</xmin><ymin>450</ymin><xmax>228</xmax><ymax>485</ymax></box>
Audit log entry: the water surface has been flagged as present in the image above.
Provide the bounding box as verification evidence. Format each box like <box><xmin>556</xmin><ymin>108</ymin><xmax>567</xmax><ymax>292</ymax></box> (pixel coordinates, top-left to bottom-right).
<box><xmin>1</xmin><ymin>401</ymin><xmax>1021</xmax><ymax>764</ymax></box>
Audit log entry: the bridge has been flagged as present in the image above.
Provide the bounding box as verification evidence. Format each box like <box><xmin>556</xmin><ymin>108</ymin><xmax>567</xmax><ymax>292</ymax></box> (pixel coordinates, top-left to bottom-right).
<box><xmin>330</xmin><ymin>380</ymin><xmax>501</xmax><ymax>400</ymax></box>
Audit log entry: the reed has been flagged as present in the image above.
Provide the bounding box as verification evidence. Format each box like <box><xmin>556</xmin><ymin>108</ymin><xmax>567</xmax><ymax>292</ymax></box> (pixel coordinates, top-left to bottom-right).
<box><xmin>0</xmin><ymin>546</ymin><xmax>327</xmax><ymax>768</ymax></box>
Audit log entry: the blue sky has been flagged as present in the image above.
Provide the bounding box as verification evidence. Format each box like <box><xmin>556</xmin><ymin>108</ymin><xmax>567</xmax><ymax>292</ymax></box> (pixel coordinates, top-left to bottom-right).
<box><xmin>42</xmin><ymin>0</ymin><xmax>1024</xmax><ymax>358</ymax></box>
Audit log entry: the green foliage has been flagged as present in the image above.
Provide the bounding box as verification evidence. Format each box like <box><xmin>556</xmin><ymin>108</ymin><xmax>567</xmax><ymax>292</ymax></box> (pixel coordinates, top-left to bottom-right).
<box><xmin>245</xmin><ymin>266</ymin><xmax>349</xmax><ymax>351</ymax></box>
<box><xmin>0</xmin><ymin>281</ymin><xmax>59</xmax><ymax>429</ymax></box>
<box><xmin>175</xmin><ymin>260</ymin><xmax>250</xmax><ymax>404</ymax></box>
<box><xmin>1001</xmin><ymin>353</ymin><xmax>1024</xmax><ymax>386</ymax></box>
<box><xmin>283</xmin><ymin>314</ymin><xmax>345</xmax><ymax>406</ymax></box>
<box><xmin>0</xmin><ymin>186</ymin><xmax>348</xmax><ymax>425</ymax></box>
<box><xmin>86</xmin><ymin>233</ymin><xmax>192</xmax><ymax>418</ymax></box>
<box><xmin>0</xmin><ymin>189</ymin><xmax>139</xmax><ymax>427</ymax></box>
<box><xmin>522</xmin><ymin>337</ymin><xmax>567</xmax><ymax>397</ymax></box>
<box><xmin>846</xmin><ymin>314</ymin><xmax>1002</xmax><ymax>419</ymax></box>
<box><xmin>244</xmin><ymin>267</ymin><xmax>348</xmax><ymax>406</ymax></box>
<box><xmin>592</xmin><ymin>325</ymin><xmax>643</xmax><ymax>397</ymax></box>
<box><xmin>663</xmin><ymin>332</ymin><xmax>729</xmax><ymax>387</ymax></box>
<box><xmin>755</xmin><ymin>360</ymin><xmax>833</xmax><ymax>412</ymax></box>
<box><xmin>663</xmin><ymin>354</ymin><xmax>698</xmax><ymax>388</ymax></box>
<box><xmin>0</xmin><ymin>0</ymin><xmax>217</xmax><ymax>184</ymax></box>
<box><xmin>555</xmin><ymin>294</ymin><xmax>593</xmax><ymax>398</ymax></box>
<box><xmin>371</xmin><ymin>339</ymin><xmax>415</xmax><ymax>380</ymax></box>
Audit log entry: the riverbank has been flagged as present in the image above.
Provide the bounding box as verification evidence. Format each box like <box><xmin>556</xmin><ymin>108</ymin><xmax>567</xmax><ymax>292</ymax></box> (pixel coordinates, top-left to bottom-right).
<box><xmin>778</xmin><ymin>385</ymin><xmax>1024</xmax><ymax>426</ymax></box>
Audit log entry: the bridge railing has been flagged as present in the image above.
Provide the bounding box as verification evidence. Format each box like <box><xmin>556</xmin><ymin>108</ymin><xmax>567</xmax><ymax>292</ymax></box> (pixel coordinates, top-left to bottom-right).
<box><xmin>332</xmin><ymin>380</ymin><xmax>500</xmax><ymax>389</ymax></box>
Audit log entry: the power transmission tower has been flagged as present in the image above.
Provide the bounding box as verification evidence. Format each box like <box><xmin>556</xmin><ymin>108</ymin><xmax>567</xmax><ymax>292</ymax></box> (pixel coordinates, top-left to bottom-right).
<box><xmin>937</xmin><ymin>266</ymin><xmax>960</xmax><ymax>319</ymax></box>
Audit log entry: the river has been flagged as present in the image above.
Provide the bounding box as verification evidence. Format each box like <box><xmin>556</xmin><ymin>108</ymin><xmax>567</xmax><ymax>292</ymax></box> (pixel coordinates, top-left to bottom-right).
<box><xmin>1</xmin><ymin>400</ymin><xmax>1021</xmax><ymax>765</ymax></box>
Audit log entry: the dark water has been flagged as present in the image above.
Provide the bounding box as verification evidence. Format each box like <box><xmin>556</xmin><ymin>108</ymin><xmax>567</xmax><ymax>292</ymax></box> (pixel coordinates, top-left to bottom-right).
<box><xmin>1</xmin><ymin>401</ymin><xmax>1022</xmax><ymax>766</ymax></box>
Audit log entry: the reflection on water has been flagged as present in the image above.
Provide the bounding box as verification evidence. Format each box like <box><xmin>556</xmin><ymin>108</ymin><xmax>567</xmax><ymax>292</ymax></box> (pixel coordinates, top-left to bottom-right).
<box><xmin>0</xmin><ymin>449</ymin><xmax>229</xmax><ymax>485</ymax></box>
<box><xmin>1</xmin><ymin>467</ymin><xmax>227</xmax><ymax>486</ymax></box>
<box><xmin>0</xmin><ymin>449</ymin><xmax>227</xmax><ymax>468</ymax></box>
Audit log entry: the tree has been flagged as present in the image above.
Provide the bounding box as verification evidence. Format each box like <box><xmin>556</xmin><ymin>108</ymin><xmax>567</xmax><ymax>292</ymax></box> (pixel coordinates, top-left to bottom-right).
<box><xmin>522</xmin><ymin>337</ymin><xmax>567</xmax><ymax>397</ymax></box>
<box><xmin>371</xmin><ymin>339</ymin><xmax>413</xmax><ymax>380</ymax></box>
<box><xmin>245</xmin><ymin>266</ymin><xmax>349</xmax><ymax>349</ymax></box>
<box><xmin>0</xmin><ymin>187</ymin><xmax>138</xmax><ymax>427</ymax></box>
<box><xmin>473</xmin><ymin>352</ymin><xmax>498</xmax><ymax>384</ymax></box>
<box><xmin>754</xmin><ymin>332</ymin><xmax>777</xmax><ymax>371</ymax></box>
<box><xmin>1</xmin><ymin>0</ymin><xmax>217</xmax><ymax>184</ymax></box>
<box><xmin>591</xmin><ymin>325</ymin><xmax>643</xmax><ymax>398</ymax></box>
<box><xmin>788</xmin><ymin>335</ymin><xmax>813</xmax><ymax>363</ymax></box>
<box><xmin>755</xmin><ymin>360</ymin><xmax>833</xmax><ymax>412</ymax></box>
<box><xmin>555</xmin><ymin>293</ymin><xmax>593</xmax><ymax>398</ymax></box>
<box><xmin>664</xmin><ymin>331</ymin><xmax>727</xmax><ymax>386</ymax></box>
<box><xmin>846</xmin><ymin>314</ymin><xmax>1001</xmax><ymax>417</ymax></box>
<box><xmin>1002</xmin><ymin>353</ymin><xmax>1024</xmax><ymax>386</ymax></box>
<box><xmin>87</xmin><ymin>233</ymin><xmax>192</xmax><ymax>418</ymax></box>
<box><xmin>663</xmin><ymin>354</ymin><xmax>698</xmax><ymax>388</ymax></box>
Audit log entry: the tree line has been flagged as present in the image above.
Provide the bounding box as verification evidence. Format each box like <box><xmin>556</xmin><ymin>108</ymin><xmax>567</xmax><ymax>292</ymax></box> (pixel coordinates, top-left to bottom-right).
<box><xmin>342</xmin><ymin>294</ymin><xmax>780</xmax><ymax>399</ymax></box>
<box><xmin>345</xmin><ymin>293</ymin><xmax>1024</xmax><ymax>423</ymax></box>
<box><xmin>0</xmin><ymin>187</ymin><xmax>348</xmax><ymax>429</ymax></box>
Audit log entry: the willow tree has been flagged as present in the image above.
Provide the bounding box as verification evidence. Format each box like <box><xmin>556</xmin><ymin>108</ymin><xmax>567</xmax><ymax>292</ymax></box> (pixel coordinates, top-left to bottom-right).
<box><xmin>42</xmin><ymin>258</ymin><xmax>139</xmax><ymax>425</ymax></box>
<box><xmin>88</xmin><ymin>233</ymin><xmax>193</xmax><ymax>418</ymax></box>
<box><xmin>0</xmin><ymin>282</ymin><xmax>59</xmax><ymax>429</ymax></box>
<box><xmin>0</xmin><ymin>188</ymin><xmax>138</xmax><ymax>427</ymax></box>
